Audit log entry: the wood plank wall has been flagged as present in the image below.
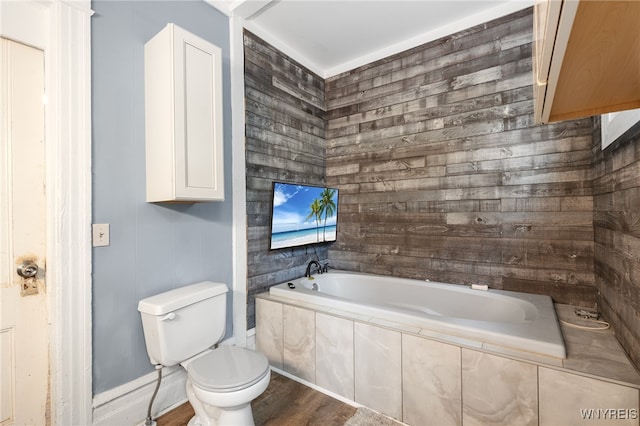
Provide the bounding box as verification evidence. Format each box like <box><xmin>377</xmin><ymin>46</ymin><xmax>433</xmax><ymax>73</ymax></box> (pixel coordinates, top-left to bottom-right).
<box><xmin>593</xmin><ymin>119</ymin><xmax>640</xmax><ymax>368</ymax></box>
<box><xmin>244</xmin><ymin>31</ymin><xmax>327</xmax><ymax>328</ymax></box>
<box><xmin>243</xmin><ymin>6</ymin><xmax>640</xmax><ymax>371</ymax></box>
<box><xmin>324</xmin><ymin>8</ymin><xmax>598</xmax><ymax>305</ymax></box>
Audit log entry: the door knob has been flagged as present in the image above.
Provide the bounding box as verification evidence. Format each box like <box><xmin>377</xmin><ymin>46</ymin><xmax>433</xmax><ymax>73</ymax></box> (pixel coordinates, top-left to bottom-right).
<box><xmin>17</xmin><ymin>261</ymin><xmax>38</xmax><ymax>278</ymax></box>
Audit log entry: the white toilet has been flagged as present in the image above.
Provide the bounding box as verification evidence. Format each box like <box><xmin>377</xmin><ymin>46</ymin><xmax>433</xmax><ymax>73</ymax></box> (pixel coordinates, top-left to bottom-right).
<box><xmin>138</xmin><ymin>281</ymin><xmax>271</xmax><ymax>426</ymax></box>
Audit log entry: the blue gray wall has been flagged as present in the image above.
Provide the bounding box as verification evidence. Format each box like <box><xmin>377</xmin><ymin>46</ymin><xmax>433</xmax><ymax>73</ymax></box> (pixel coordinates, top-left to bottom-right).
<box><xmin>91</xmin><ymin>1</ymin><xmax>232</xmax><ymax>394</ymax></box>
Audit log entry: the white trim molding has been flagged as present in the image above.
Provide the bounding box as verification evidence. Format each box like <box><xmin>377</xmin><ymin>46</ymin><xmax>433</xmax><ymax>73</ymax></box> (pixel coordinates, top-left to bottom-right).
<box><xmin>205</xmin><ymin>0</ymin><xmax>249</xmax><ymax>351</ymax></box>
<box><xmin>0</xmin><ymin>1</ymin><xmax>93</xmax><ymax>424</ymax></box>
<box><xmin>219</xmin><ymin>0</ymin><xmax>533</xmax><ymax>79</ymax></box>
<box><xmin>601</xmin><ymin>109</ymin><xmax>640</xmax><ymax>150</ymax></box>
<box><xmin>92</xmin><ymin>337</ymin><xmax>239</xmax><ymax>425</ymax></box>
<box><xmin>230</xmin><ymin>12</ymin><xmax>249</xmax><ymax>348</ymax></box>
<box><xmin>92</xmin><ymin>366</ymin><xmax>186</xmax><ymax>426</ymax></box>
<box><xmin>46</xmin><ymin>1</ymin><xmax>94</xmax><ymax>424</ymax></box>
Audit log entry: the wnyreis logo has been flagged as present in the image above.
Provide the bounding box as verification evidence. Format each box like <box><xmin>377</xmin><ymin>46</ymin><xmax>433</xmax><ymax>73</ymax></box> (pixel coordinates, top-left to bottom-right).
<box><xmin>580</xmin><ymin>408</ymin><xmax>638</xmax><ymax>420</ymax></box>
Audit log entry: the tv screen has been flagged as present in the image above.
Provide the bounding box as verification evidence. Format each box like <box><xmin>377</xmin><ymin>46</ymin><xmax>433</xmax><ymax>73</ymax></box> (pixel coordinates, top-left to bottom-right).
<box><xmin>269</xmin><ymin>182</ymin><xmax>339</xmax><ymax>250</ymax></box>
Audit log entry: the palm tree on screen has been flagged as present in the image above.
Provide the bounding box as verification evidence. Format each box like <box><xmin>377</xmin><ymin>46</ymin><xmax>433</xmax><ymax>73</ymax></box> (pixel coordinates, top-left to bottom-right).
<box><xmin>319</xmin><ymin>188</ymin><xmax>336</xmax><ymax>241</ymax></box>
<box><xmin>306</xmin><ymin>198</ymin><xmax>322</xmax><ymax>242</ymax></box>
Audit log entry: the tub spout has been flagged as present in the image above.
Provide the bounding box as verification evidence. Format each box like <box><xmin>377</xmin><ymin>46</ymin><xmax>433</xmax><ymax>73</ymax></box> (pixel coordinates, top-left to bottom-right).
<box><xmin>305</xmin><ymin>260</ymin><xmax>321</xmax><ymax>278</ymax></box>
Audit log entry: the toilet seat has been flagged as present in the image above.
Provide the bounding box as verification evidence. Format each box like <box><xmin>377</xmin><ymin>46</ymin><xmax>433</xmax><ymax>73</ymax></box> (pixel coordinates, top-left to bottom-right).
<box><xmin>187</xmin><ymin>346</ymin><xmax>270</xmax><ymax>393</ymax></box>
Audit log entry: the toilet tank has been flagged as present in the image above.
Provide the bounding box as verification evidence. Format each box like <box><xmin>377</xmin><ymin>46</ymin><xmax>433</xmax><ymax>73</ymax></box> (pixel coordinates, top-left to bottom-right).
<box><xmin>138</xmin><ymin>281</ymin><xmax>228</xmax><ymax>366</ymax></box>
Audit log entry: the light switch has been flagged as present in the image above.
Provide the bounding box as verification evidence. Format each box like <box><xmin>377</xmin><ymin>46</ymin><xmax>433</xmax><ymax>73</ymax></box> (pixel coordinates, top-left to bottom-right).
<box><xmin>92</xmin><ymin>223</ymin><xmax>110</xmax><ymax>247</ymax></box>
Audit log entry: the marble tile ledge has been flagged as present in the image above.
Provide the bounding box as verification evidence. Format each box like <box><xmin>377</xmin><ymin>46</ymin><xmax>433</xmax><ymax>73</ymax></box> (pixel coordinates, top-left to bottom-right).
<box><xmin>555</xmin><ymin>303</ymin><xmax>640</xmax><ymax>387</ymax></box>
<box><xmin>255</xmin><ymin>294</ymin><xmax>640</xmax><ymax>389</ymax></box>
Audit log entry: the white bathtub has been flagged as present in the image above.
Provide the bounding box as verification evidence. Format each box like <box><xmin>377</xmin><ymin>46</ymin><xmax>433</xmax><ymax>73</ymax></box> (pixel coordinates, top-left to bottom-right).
<box><xmin>270</xmin><ymin>270</ymin><xmax>566</xmax><ymax>359</ymax></box>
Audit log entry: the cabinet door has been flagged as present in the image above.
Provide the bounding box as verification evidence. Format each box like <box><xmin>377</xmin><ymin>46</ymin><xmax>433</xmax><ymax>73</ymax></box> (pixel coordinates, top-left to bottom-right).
<box><xmin>533</xmin><ymin>0</ymin><xmax>561</xmax><ymax>87</ymax></box>
<box><xmin>534</xmin><ymin>1</ymin><xmax>640</xmax><ymax>123</ymax></box>
<box><xmin>532</xmin><ymin>0</ymin><xmax>562</xmax><ymax>122</ymax></box>
<box><xmin>172</xmin><ymin>26</ymin><xmax>224</xmax><ymax>200</ymax></box>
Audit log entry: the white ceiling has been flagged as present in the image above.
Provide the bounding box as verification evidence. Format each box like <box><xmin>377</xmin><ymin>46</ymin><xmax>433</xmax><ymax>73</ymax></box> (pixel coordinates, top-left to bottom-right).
<box><xmin>209</xmin><ymin>0</ymin><xmax>533</xmax><ymax>78</ymax></box>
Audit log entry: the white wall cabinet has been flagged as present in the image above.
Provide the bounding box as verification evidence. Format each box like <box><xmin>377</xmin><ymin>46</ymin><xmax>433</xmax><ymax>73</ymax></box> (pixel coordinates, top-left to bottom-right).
<box><xmin>144</xmin><ymin>23</ymin><xmax>224</xmax><ymax>202</ymax></box>
<box><xmin>533</xmin><ymin>0</ymin><xmax>640</xmax><ymax>124</ymax></box>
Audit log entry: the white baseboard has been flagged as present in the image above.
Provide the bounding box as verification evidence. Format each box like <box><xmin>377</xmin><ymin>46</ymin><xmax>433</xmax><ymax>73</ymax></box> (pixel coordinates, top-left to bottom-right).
<box><xmin>92</xmin><ymin>366</ymin><xmax>187</xmax><ymax>426</ymax></box>
<box><xmin>92</xmin><ymin>337</ymin><xmax>242</xmax><ymax>425</ymax></box>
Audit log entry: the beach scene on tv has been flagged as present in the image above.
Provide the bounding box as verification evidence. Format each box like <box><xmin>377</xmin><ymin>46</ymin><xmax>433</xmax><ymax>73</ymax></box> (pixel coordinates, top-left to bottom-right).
<box><xmin>270</xmin><ymin>182</ymin><xmax>338</xmax><ymax>250</ymax></box>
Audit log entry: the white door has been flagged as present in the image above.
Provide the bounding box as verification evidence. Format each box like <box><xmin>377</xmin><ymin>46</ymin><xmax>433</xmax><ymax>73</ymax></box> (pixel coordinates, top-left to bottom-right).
<box><xmin>0</xmin><ymin>37</ymin><xmax>49</xmax><ymax>426</ymax></box>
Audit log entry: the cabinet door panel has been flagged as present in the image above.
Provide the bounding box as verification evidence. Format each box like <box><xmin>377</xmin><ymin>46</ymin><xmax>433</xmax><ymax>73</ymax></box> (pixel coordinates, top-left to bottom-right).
<box><xmin>176</xmin><ymin>37</ymin><xmax>223</xmax><ymax>198</ymax></box>
<box><xmin>145</xmin><ymin>23</ymin><xmax>224</xmax><ymax>202</ymax></box>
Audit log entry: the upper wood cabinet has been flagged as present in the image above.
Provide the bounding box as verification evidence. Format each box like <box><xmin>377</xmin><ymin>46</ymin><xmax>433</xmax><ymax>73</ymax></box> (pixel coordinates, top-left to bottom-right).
<box><xmin>144</xmin><ymin>24</ymin><xmax>224</xmax><ymax>202</ymax></box>
<box><xmin>533</xmin><ymin>0</ymin><xmax>640</xmax><ymax>124</ymax></box>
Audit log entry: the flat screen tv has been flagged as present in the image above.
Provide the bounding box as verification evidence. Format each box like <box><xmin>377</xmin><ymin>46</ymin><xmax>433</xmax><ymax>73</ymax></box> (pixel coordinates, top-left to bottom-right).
<box><xmin>269</xmin><ymin>182</ymin><xmax>339</xmax><ymax>250</ymax></box>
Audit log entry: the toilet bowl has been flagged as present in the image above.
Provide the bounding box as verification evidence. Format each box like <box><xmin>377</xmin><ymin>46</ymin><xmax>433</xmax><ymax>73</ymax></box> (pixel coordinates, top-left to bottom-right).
<box><xmin>138</xmin><ymin>281</ymin><xmax>271</xmax><ymax>426</ymax></box>
<box><xmin>182</xmin><ymin>346</ymin><xmax>270</xmax><ymax>426</ymax></box>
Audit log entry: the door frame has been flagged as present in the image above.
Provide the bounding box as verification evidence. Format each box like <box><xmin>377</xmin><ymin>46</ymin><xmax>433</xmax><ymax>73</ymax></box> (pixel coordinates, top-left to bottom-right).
<box><xmin>46</xmin><ymin>1</ymin><xmax>93</xmax><ymax>424</ymax></box>
<box><xmin>1</xmin><ymin>1</ymin><xmax>94</xmax><ymax>424</ymax></box>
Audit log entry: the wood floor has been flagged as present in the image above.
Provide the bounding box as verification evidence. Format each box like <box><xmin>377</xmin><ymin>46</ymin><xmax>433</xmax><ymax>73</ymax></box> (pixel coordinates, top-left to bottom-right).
<box><xmin>156</xmin><ymin>371</ymin><xmax>357</xmax><ymax>426</ymax></box>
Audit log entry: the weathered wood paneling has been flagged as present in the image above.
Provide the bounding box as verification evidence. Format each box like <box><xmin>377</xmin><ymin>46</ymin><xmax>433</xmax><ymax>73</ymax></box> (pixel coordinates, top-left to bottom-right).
<box><xmin>324</xmin><ymin>7</ymin><xmax>597</xmax><ymax>305</ymax></box>
<box><xmin>592</xmin><ymin>118</ymin><xmax>640</xmax><ymax>370</ymax></box>
<box><xmin>244</xmin><ymin>9</ymin><xmax>640</xmax><ymax>366</ymax></box>
<box><xmin>244</xmin><ymin>31</ymin><xmax>327</xmax><ymax>328</ymax></box>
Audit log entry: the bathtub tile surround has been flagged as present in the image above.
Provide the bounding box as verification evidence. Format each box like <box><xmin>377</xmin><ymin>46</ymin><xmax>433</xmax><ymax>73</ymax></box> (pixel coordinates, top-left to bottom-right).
<box><xmin>256</xmin><ymin>293</ymin><xmax>640</xmax><ymax>425</ymax></box>
<box><xmin>480</xmin><ymin>342</ymin><xmax>564</xmax><ymax>368</ymax></box>
<box><xmin>283</xmin><ymin>305</ymin><xmax>316</xmax><ymax>382</ymax></box>
<box><xmin>354</xmin><ymin>323</ymin><xmax>403</xmax><ymax>420</ymax></box>
<box><xmin>255</xmin><ymin>298</ymin><xmax>283</xmax><ymax>369</ymax></box>
<box><xmin>462</xmin><ymin>350</ymin><xmax>538</xmax><ymax>426</ymax></box>
<box><xmin>555</xmin><ymin>304</ymin><xmax>640</xmax><ymax>385</ymax></box>
<box><xmin>316</xmin><ymin>313</ymin><xmax>355</xmax><ymax>399</ymax></box>
<box><xmin>539</xmin><ymin>368</ymin><xmax>639</xmax><ymax>425</ymax></box>
<box><xmin>418</xmin><ymin>328</ymin><xmax>483</xmax><ymax>351</ymax></box>
<box><xmin>402</xmin><ymin>335</ymin><xmax>461</xmax><ymax>426</ymax></box>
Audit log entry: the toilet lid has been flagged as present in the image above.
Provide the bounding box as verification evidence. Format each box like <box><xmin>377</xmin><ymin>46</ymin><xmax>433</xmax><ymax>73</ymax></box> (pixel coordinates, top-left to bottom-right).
<box><xmin>187</xmin><ymin>346</ymin><xmax>270</xmax><ymax>393</ymax></box>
